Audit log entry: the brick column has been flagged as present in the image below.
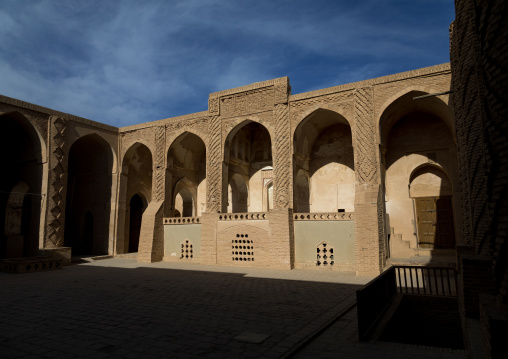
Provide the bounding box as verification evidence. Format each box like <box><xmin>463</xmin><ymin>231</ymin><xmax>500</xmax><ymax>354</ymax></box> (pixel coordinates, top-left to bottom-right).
<box><xmin>200</xmin><ymin>212</ymin><xmax>219</xmax><ymax>265</ymax></box>
<box><xmin>206</xmin><ymin>95</ymin><xmax>223</xmax><ymax>213</ymax></box>
<box><xmin>272</xmin><ymin>78</ymin><xmax>291</xmax><ymax>210</ymax></box>
<box><xmin>354</xmin><ymin>87</ymin><xmax>385</xmax><ymax>276</ymax></box>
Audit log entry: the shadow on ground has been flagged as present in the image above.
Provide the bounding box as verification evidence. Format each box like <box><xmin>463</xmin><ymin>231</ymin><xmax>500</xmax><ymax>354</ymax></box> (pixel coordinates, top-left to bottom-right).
<box><xmin>0</xmin><ymin>263</ymin><xmax>362</xmax><ymax>359</ymax></box>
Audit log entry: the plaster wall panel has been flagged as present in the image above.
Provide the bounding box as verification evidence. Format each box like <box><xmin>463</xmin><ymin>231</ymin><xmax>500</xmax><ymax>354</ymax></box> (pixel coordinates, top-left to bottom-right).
<box><xmin>294</xmin><ymin>220</ymin><xmax>355</xmax><ymax>270</ymax></box>
<box><xmin>164</xmin><ymin>223</ymin><xmax>201</xmax><ymax>260</ymax></box>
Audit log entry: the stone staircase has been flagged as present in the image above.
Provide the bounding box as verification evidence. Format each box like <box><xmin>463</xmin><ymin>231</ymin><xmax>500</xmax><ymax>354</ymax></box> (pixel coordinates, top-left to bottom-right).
<box><xmin>389</xmin><ymin>228</ymin><xmax>415</xmax><ymax>258</ymax></box>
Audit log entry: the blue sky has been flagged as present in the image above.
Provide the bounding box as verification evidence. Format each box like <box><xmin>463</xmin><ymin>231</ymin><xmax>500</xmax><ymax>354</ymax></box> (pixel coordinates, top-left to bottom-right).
<box><xmin>0</xmin><ymin>0</ymin><xmax>454</xmax><ymax>127</ymax></box>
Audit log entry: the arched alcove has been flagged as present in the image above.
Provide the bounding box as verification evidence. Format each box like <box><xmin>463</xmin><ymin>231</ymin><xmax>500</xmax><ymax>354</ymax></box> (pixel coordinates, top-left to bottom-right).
<box><xmin>224</xmin><ymin>121</ymin><xmax>272</xmax><ymax>213</ymax></box>
<box><xmin>64</xmin><ymin>134</ymin><xmax>113</xmax><ymax>256</ymax></box>
<box><xmin>380</xmin><ymin>92</ymin><xmax>460</xmax><ymax>255</ymax></box>
<box><xmin>0</xmin><ymin>113</ymin><xmax>43</xmax><ymax>258</ymax></box>
<box><xmin>166</xmin><ymin>132</ymin><xmax>206</xmax><ymax>217</ymax></box>
<box><xmin>293</xmin><ymin>109</ymin><xmax>354</xmax><ymax>213</ymax></box>
<box><xmin>117</xmin><ymin>143</ymin><xmax>152</xmax><ymax>254</ymax></box>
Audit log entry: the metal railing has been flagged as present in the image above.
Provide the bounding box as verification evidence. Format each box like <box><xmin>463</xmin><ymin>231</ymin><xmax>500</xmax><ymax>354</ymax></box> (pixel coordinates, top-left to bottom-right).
<box><xmin>395</xmin><ymin>265</ymin><xmax>457</xmax><ymax>297</ymax></box>
<box><xmin>357</xmin><ymin>265</ymin><xmax>458</xmax><ymax>340</ymax></box>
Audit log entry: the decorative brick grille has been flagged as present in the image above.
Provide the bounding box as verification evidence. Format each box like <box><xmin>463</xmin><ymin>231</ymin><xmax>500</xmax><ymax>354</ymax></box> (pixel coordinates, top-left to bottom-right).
<box><xmin>181</xmin><ymin>239</ymin><xmax>193</xmax><ymax>259</ymax></box>
<box><xmin>232</xmin><ymin>234</ymin><xmax>254</xmax><ymax>262</ymax></box>
<box><xmin>317</xmin><ymin>242</ymin><xmax>334</xmax><ymax>266</ymax></box>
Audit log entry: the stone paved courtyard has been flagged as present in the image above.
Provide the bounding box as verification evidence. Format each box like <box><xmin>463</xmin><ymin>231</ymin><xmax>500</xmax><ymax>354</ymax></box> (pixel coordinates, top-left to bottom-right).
<box><xmin>0</xmin><ymin>259</ymin><xmax>468</xmax><ymax>358</ymax></box>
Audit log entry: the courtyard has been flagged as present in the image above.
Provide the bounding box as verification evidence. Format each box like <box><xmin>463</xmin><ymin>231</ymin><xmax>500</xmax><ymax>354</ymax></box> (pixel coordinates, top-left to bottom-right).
<box><xmin>1</xmin><ymin>258</ymin><xmax>468</xmax><ymax>358</ymax></box>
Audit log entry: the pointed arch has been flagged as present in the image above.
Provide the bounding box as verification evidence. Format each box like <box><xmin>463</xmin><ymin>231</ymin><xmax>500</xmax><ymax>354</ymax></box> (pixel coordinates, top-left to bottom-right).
<box><xmin>378</xmin><ymin>88</ymin><xmax>454</xmax><ymax>148</ymax></box>
<box><xmin>0</xmin><ymin>112</ymin><xmax>45</xmax><ymax>258</ymax></box>
<box><xmin>116</xmin><ymin>142</ymin><xmax>153</xmax><ymax>254</ymax></box>
<box><xmin>223</xmin><ymin>120</ymin><xmax>272</xmax><ymax>213</ymax></box>
<box><xmin>64</xmin><ymin>133</ymin><xmax>114</xmax><ymax>255</ymax></box>
<box><xmin>166</xmin><ymin>131</ymin><xmax>206</xmax><ymax>217</ymax></box>
<box><xmin>293</xmin><ymin>108</ymin><xmax>355</xmax><ymax>213</ymax></box>
<box><xmin>381</xmin><ymin>89</ymin><xmax>461</xmax><ymax>256</ymax></box>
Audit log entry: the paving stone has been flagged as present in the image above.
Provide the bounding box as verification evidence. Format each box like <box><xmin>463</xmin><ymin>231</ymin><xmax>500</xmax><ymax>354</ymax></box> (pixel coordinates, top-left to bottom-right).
<box><xmin>0</xmin><ymin>259</ymin><xmax>470</xmax><ymax>359</ymax></box>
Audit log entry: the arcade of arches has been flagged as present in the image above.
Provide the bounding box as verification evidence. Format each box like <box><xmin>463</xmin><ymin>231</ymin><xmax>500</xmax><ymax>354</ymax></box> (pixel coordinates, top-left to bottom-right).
<box><xmin>0</xmin><ymin>63</ymin><xmax>461</xmax><ymax>275</ymax></box>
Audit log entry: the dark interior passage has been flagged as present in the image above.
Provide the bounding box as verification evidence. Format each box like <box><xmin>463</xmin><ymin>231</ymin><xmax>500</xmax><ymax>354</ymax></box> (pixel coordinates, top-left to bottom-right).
<box><xmin>0</xmin><ymin>113</ymin><xmax>42</xmax><ymax>259</ymax></box>
<box><xmin>64</xmin><ymin>134</ymin><xmax>112</xmax><ymax>256</ymax></box>
<box><xmin>128</xmin><ymin>194</ymin><xmax>145</xmax><ymax>253</ymax></box>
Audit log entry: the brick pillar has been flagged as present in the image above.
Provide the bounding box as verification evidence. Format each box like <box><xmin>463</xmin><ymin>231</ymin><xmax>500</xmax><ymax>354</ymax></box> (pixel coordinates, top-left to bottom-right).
<box><xmin>354</xmin><ymin>87</ymin><xmax>385</xmax><ymax>276</ymax></box>
<box><xmin>200</xmin><ymin>212</ymin><xmax>219</xmax><ymax>265</ymax></box>
<box><xmin>267</xmin><ymin>208</ymin><xmax>294</xmax><ymax>269</ymax></box>
<box><xmin>206</xmin><ymin>94</ymin><xmax>223</xmax><ymax>213</ymax></box>
<box><xmin>272</xmin><ymin>78</ymin><xmax>292</xmax><ymax>210</ymax></box>
<box><xmin>45</xmin><ymin>116</ymin><xmax>69</xmax><ymax>250</ymax></box>
<box><xmin>268</xmin><ymin>78</ymin><xmax>294</xmax><ymax>269</ymax></box>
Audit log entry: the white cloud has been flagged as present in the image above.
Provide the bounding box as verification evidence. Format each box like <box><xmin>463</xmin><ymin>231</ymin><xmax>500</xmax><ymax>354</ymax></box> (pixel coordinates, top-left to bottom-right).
<box><xmin>0</xmin><ymin>0</ymin><xmax>454</xmax><ymax>126</ymax></box>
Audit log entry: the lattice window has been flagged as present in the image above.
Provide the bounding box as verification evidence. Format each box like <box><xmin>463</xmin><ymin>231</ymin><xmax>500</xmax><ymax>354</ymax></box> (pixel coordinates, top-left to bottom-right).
<box><xmin>232</xmin><ymin>234</ymin><xmax>254</xmax><ymax>262</ymax></box>
<box><xmin>316</xmin><ymin>242</ymin><xmax>334</xmax><ymax>266</ymax></box>
<box><xmin>180</xmin><ymin>239</ymin><xmax>193</xmax><ymax>259</ymax></box>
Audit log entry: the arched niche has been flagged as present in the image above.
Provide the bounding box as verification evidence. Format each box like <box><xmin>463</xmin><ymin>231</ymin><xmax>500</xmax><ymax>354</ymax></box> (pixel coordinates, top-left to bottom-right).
<box><xmin>409</xmin><ymin>165</ymin><xmax>456</xmax><ymax>249</ymax></box>
<box><xmin>0</xmin><ymin>112</ymin><xmax>44</xmax><ymax>258</ymax></box>
<box><xmin>381</xmin><ymin>92</ymin><xmax>460</xmax><ymax>254</ymax></box>
<box><xmin>117</xmin><ymin>142</ymin><xmax>152</xmax><ymax>254</ymax></box>
<box><xmin>293</xmin><ymin>109</ymin><xmax>354</xmax><ymax>213</ymax></box>
<box><xmin>64</xmin><ymin>134</ymin><xmax>113</xmax><ymax>255</ymax></box>
<box><xmin>223</xmin><ymin>121</ymin><xmax>272</xmax><ymax>213</ymax></box>
<box><xmin>166</xmin><ymin>132</ymin><xmax>206</xmax><ymax>217</ymax></box>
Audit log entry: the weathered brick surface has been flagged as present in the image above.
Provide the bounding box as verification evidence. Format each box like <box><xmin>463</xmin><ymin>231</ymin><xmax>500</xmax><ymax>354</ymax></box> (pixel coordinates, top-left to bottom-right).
<box><xmin>2</xmin><ymin>60</ymin><xmax>455</xmax><ymax>276</ymax></box>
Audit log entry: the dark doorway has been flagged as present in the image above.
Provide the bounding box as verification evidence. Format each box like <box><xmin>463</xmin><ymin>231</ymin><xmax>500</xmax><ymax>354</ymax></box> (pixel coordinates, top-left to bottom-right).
<box><xmin>129</xmin><ymin>194</ymin><xmax>144</xmax><ymax>253</ymax></box>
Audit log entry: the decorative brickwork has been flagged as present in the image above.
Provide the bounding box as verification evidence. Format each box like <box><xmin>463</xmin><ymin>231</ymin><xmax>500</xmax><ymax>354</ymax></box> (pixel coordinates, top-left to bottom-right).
<box><xmin>316</xmin><ymin>242</ymin><xmax>334</xmax><ymax>266</ymax></box>
<box><xmin>46</xmin><ymin>116</ymin><xmax>69</xmax><ymax>247</ymax></box>
<box><xmin>181</xmin><ymin>239</ymin><xmax>193</xmax><ymax>259</ymax></box>
<box><xmin>206</xmin><ymin>114</ymin><xmax>222</xmax><ymax>212</ymax></box>
<box><xmin>273</xmin><ymin>103</ymin><xmax>291</xmax><ymax>209</ymax></box>
<box><xmin>1</xmin><ymin>62</ymin><xmax>457</xmax><ymax>276</ymax></box>
<box><xmin>294</xmin><ymin>213</ymin><xmax>354</xmax><ymax>221</ymax></box>
<box><xmin>164</xmin><ymin>217</ymin><xmax>200</xmax><ymax>224</ymax></box>
<box><xmin>153</xmin><ymin>126</ymin><xmax>166</xmax><ymax>202</ymax></box>
<box><xmin>354</xmin><ymin>87</ymin><xmax>378</xmax><ymax>185</ymax></box>
<box><xmin>232</xmin><ymin>235</ymin><xmax>254</xmax><ymax>263</ymax></box>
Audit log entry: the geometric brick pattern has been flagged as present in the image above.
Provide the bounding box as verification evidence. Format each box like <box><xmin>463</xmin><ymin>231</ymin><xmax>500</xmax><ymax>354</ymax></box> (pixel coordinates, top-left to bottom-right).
<box><xmin>273</xmin><ymin>103</ymin><xmax>291</xmax><ymax>208</ymax></box>
<box><xmin>47</xmin><ymin>116</ymin><xmax>68</xmax><ymax>247</ymax></box>
<box><xmin>153</xmin><ymin>125</ymin><xmax>166</xmax><ymax>202</ymax></box>
<box><xmin>354</xmin><ymin>87</ymin><xmax>378</xmax><ymax>185</ymax></box>
<box><xmin>206</xmin><ymin>114</ymin><xmax>222</xmax><ymax>212</ymax></box>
